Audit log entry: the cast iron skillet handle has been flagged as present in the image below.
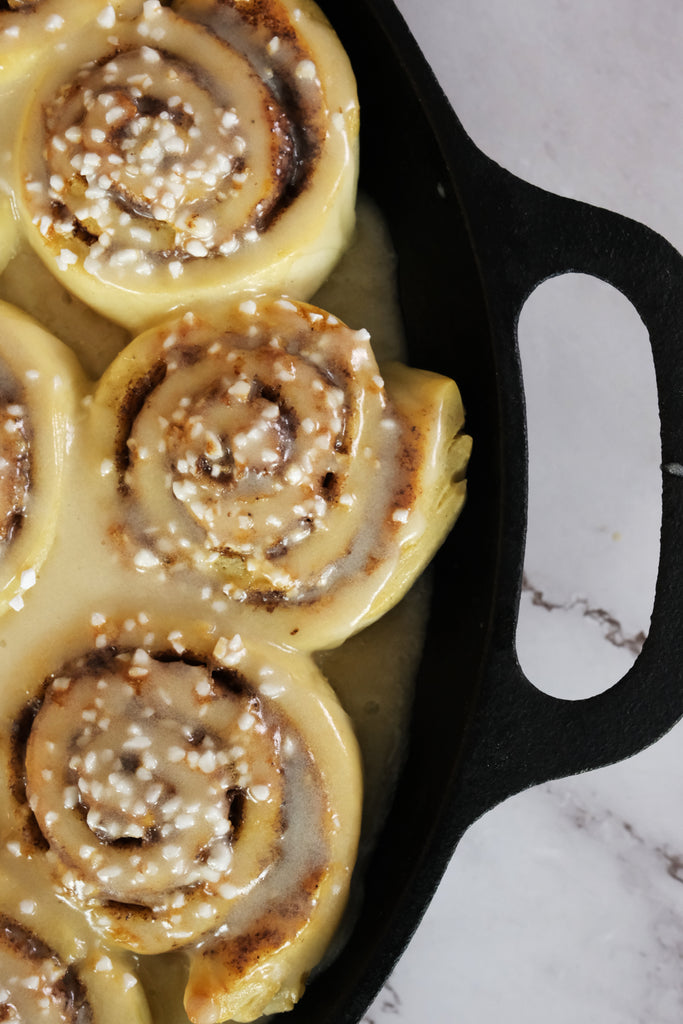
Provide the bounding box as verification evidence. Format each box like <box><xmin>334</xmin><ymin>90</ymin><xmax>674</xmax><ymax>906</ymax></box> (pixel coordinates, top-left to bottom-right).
<box><xmin>450</xmin><ymin>135</ymin><xmax>683</xmax><ymax>829</ymax></box>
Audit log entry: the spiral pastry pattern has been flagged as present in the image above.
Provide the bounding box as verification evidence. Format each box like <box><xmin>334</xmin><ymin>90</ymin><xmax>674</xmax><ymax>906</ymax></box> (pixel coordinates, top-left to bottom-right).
<box><xmin>13</xmin><ymin>0</ymin><xmax>358</xmax><ymax>331</ymax></box>
<box><xmin>0</xmin><ymin>301</ymin><xmax>84</xmax><ymax>617</ymax></box>
<box><xmin>7</xmin><ymin>612</ymin><xmax>362</xmax><ymax>1022</ymax></box>
<box><xmin>91</xmin><ymin>296</ymin><xmax>471</xmax><ymax>648</ymax></box>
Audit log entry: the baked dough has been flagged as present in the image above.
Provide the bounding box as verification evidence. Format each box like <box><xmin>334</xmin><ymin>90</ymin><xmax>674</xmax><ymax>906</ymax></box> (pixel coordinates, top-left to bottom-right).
<box><xmin>0</xmin><ymin>300</ymin><xmax>85</xmax><ymax>618</ymax></box>
<box><xmin>13</xmin><ymin>0</ymin><xmax>359</xmax><ymax>332</ymax></box>
<box><xmin>3</xmin><ymin>609</ymin><xmax>362</xmax><ymax>1023</ymax></box>
<box><xmin>0</xmin><ymin>1</ymin><xmax>471</xmax><ymax>1018</ymax></box>
<box><xmin>89</xmin><ymin>295</ymin><xmax>471</xmax><ymax>649</ymax></box>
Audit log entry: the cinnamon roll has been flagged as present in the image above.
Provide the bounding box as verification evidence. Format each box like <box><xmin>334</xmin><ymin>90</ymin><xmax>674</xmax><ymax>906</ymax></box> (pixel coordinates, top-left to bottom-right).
<box><xmin>13</xmin><ymin>0</ymin><xmax>358</xmax><ymax>332</ymax></box>
<box><xmin>91</xmin><ymin>296</ymin><xmax>471</xmax><ymax>649</ymax></box>
<box><xmin>0</xmin><ymin>300</ymin><xmax>84</xmax><ymax>617</ymax></box>
<box><xmin>0</xmin><ymin>857</ymin><xmax>151</xmax><ymax>1024</ymax></box>
<box><xmin>7</xmin><ymin>612</ymin><xmax>362</xmax><ymax>1023</ymax></box>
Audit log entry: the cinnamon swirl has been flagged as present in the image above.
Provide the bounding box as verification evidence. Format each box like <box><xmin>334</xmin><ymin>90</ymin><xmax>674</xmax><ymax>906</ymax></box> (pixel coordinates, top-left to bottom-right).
<box><xmin>13</xmin><ymin>0</ymin><xmax>358</xmax><ymax>331</ymax></box>
<box><xmin>90</xmin><ymin>296</ymin><xmax>471</xmax><ymax>649</ymax></box>
<box><xmin>6</xmin><ymin>611</ymin><xmax>362</xmax><ymax>1023</ymax></box>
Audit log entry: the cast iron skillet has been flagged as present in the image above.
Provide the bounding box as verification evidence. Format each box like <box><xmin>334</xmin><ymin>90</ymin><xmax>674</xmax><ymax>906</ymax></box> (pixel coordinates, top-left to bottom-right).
<box><xmin>291</xmin><ymin>0</ymin><xmax>683</xmax><ymax>1020</ymax></box>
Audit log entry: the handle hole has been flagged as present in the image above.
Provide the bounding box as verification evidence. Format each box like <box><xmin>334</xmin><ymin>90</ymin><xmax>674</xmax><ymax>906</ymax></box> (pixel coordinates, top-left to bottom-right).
<box><xmin>515</xmin><ymin>273</ymin><xmax>660</xmax><ymax>699</ymax></box>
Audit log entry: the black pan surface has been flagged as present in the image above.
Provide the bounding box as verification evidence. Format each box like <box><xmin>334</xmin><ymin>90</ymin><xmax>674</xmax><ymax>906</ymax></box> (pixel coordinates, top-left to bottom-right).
<box><xmin>285</xmin><ymin>1</ymin><xmax>683</xmax><ymax>1020</ymax></box>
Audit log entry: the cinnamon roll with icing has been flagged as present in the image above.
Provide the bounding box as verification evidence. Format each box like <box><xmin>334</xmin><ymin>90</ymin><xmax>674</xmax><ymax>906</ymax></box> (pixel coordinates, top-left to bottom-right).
<box><xmin>0</xmin><ymin>1</ymin><xmax>474</xmax><ymax>1018</ymax></box>
<box><xmin>0</xmin><ymin>300</ymin><xmax>84</xmax><ymax>618</ymax></box>
<box><xmin>90</xmin><ymin>296</ymin><xmax>471</xmax><ymax>649</ymax></box>
<box><xmin>6</xmin><ymin>612</ymin><xmax>362</xmax><ymax>1023</ymax></box>
<box><xmin>13</xmin><ymin>0</ymin><xmax>359</xmax><ymax>332</ymax></box>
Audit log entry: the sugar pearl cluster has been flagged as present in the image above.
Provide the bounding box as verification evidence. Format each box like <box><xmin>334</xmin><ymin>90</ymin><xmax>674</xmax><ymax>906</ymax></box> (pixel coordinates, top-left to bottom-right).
<box><xmin>23</xmin><ymin>644</ymin><xmax>295</xmax><ymax>952</ymax></box>
<box><xmin>43</xmin><ymin>51</ymin><xmax>248</xmax><ymax>273</ymax></box>
<box><xmin>108</xmin><ymin>301</ymin><xmax>391</xmax><ymax>602</ymax></box>
<box><xmin>23</xmin><ymin>1</ymin><xmax>311</xmax><ymax>281</ymax></box>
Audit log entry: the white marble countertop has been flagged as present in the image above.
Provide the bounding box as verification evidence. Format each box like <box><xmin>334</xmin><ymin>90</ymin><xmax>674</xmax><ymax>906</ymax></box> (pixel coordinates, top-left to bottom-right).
<box><xmin>365</xmin><ymin>2</ymin><xmax>682</xmax><ymax>1022</ymax></box>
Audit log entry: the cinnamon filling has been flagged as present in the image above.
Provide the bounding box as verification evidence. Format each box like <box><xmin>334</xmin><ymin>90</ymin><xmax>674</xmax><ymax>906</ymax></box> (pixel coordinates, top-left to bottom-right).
<box><xmin>12</xmin><ymin>640</ymin><xmax>332</xmax><ymax>956</ymax></box>
<box><xmin>0</xmin><ymin>378</ymin><xmax>31</xmax><ymax>549</ymax></box>
<box><xmin>0</xmin><ymin>915</ymin><xmax>93</xmax><ymax>1024</ymax></box>
<box><xmin>40</xmin><ymin>40</ymin><xmax>307</xmax><ymax>265</ymax></box>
